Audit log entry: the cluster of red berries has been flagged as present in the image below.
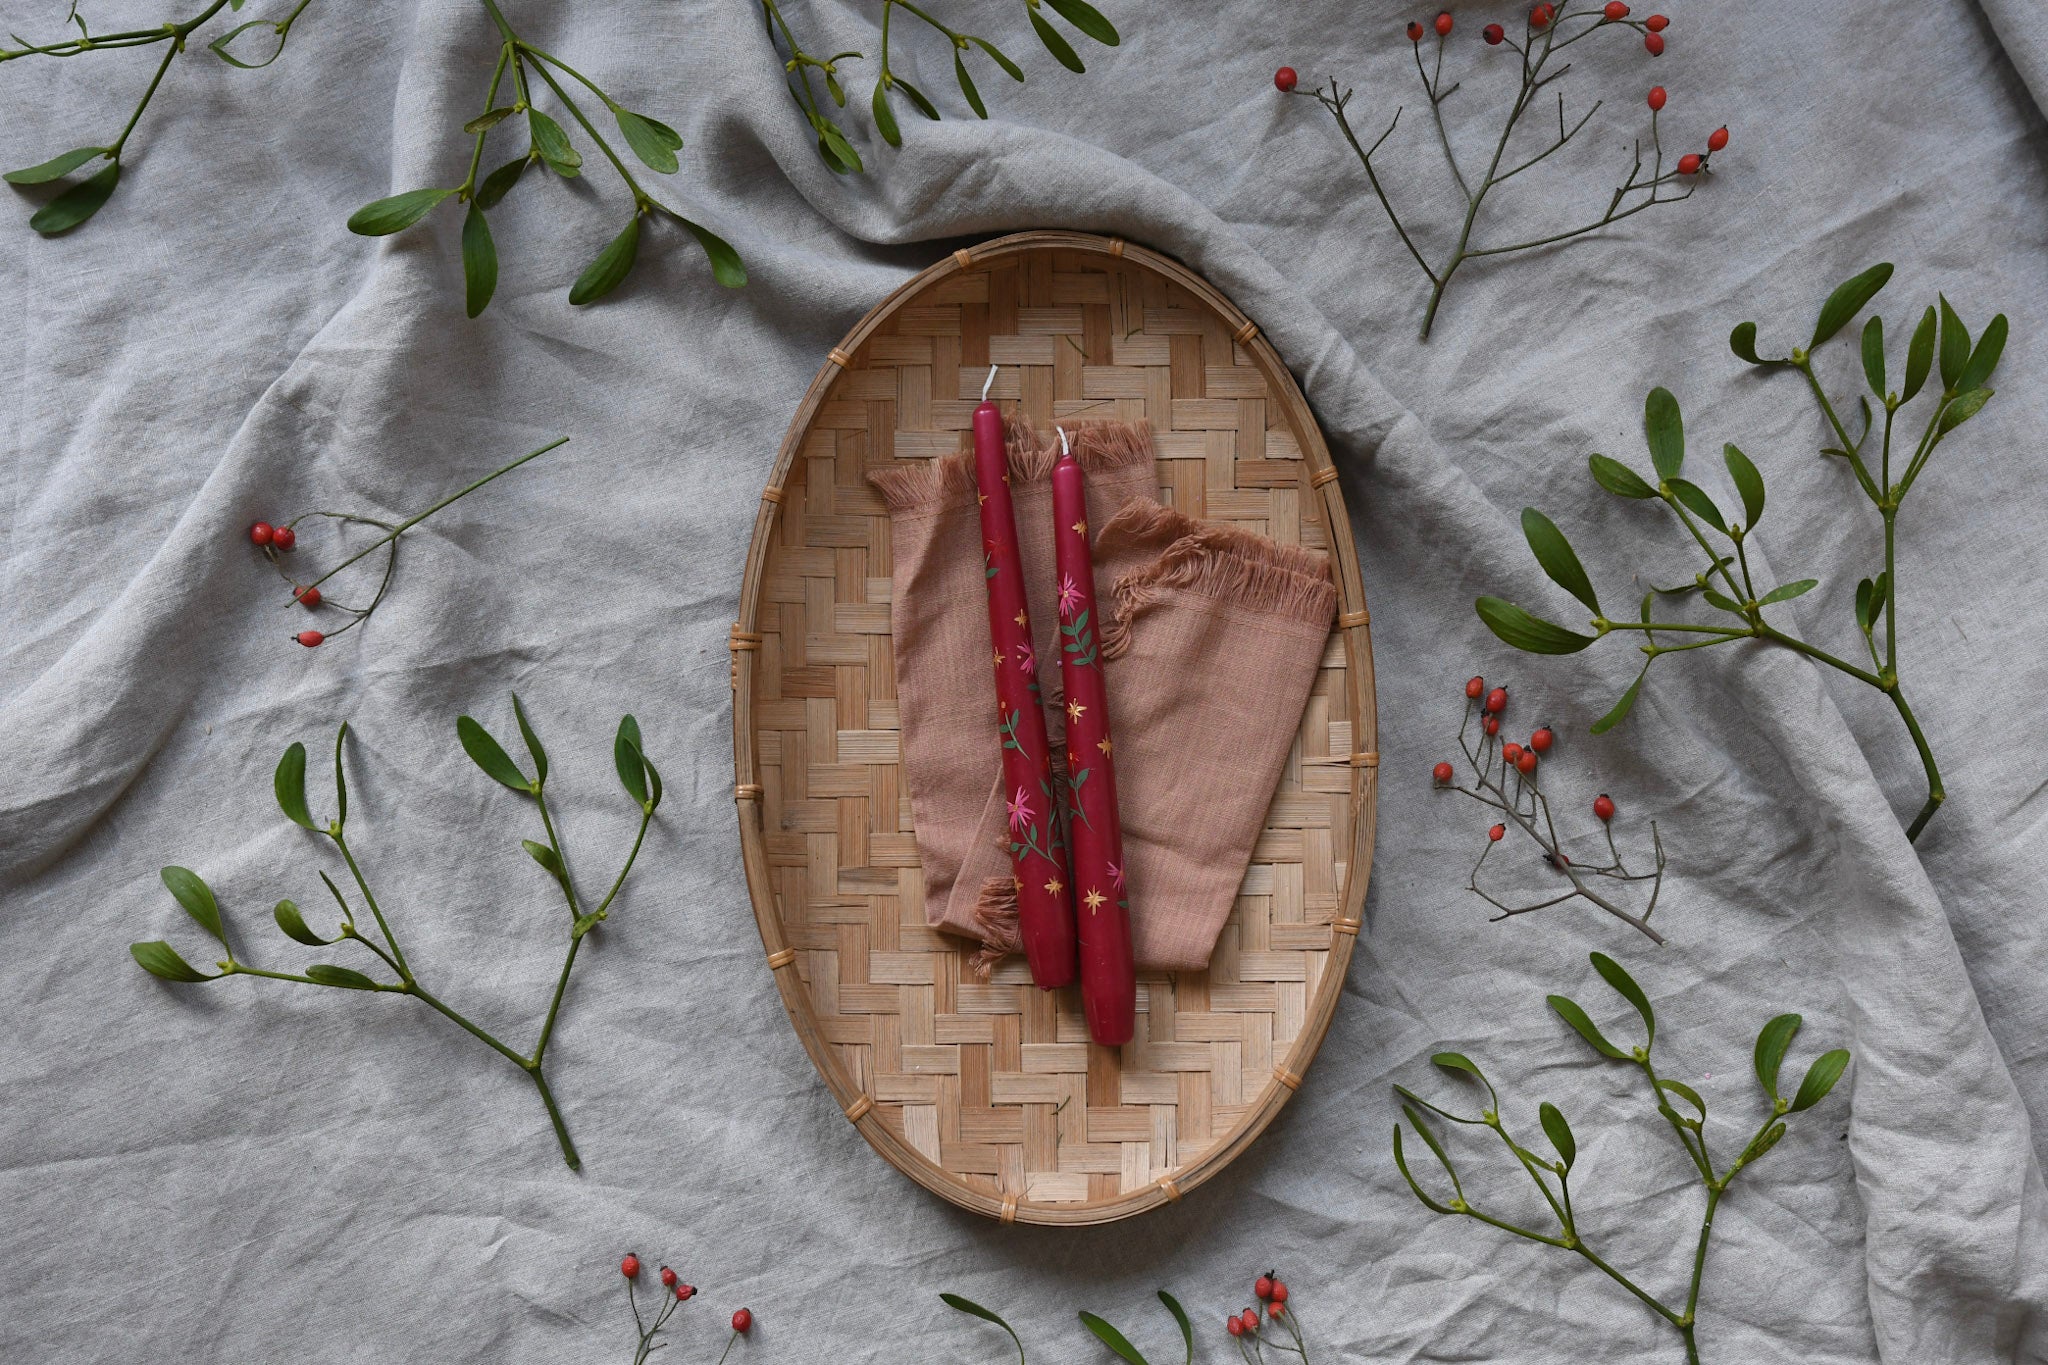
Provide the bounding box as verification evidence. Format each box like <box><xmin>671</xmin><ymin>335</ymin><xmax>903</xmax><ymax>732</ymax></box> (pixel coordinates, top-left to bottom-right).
<box><xmin>1225</xmin><ymin>1272</ymin><xmax>1290</xmax><ymax>1336</ymax></box>
<box><xmin>1434</xmin><ymin>676</ymin><xmax>1618</xmax><ymax>828</ymax></box>
<box><xmin>251</xmin><ymin>520</ymin><xmax>330</xmax><ymax>648</ymax></box>
<box><xmin>620</xmin><ymin>1253</ymin><xmax>749</xmax><ymax>1331</ymax></box>
<box><xmin>1644</xmin><ymin>85</ymin><xmax>1730</xmax><ymax>175</ymax></box>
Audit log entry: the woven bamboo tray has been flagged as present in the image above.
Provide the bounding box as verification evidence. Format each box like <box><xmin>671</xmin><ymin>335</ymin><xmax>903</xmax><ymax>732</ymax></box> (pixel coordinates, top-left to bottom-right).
<box><xmin>731</xmin><ymin>231</ymin><xmax>1377</xmax><ymax>1226</ymax></box>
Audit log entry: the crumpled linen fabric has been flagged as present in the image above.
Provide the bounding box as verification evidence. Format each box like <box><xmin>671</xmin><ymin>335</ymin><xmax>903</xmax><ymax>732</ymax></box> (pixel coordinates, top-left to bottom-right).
<box><xmin>2</xmin><ymin>1</ymin><xmax>2046</xmax><ymax>1361</ymax></box>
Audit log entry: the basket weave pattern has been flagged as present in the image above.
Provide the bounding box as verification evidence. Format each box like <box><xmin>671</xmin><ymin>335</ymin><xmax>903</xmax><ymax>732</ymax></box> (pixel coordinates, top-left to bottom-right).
<box><xmin>732</xmin><ymin>233</ymin><xmax>1377</xmax><ymax>1225</ymax></box>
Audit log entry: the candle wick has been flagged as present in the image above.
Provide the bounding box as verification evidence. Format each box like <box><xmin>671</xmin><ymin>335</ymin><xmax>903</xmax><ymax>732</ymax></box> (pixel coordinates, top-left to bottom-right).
<box><xmin>982</xmin><ymin>364</ymin><xmax>997</xmax><ymax>402</ymax></box>
<box><xmin>1057</xmin><ymin>426</ymin><xmax>1070</xmax><ymax>457</ymax></box>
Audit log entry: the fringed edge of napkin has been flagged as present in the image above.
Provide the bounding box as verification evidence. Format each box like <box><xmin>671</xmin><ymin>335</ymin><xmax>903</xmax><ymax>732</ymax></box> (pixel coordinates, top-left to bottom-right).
<box><xmin>968</xmin><ymin>876</ymin><xmax>1025</xmax><ymax>980</ymax></box>
<box><xmin>1097</xmin><ymin>500</ymin><xmax>1338</xmax><ymax>660</ymax></box>
<box><xmin>866</xmin><ymin>419</ymin><xmax>1154</xmax><ymax>512</ymax></box>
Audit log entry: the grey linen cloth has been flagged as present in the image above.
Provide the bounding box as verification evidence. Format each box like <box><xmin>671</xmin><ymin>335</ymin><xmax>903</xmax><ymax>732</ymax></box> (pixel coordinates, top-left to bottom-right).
<box><xmin>3</xmin><ymin>1</ymin><xmax>2047</xmax><ymax>1360</ymax></box>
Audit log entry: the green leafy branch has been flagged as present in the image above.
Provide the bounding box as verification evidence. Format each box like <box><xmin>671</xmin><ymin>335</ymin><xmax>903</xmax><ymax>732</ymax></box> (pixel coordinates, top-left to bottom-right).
<box><xmin>5</xmin><ymin>0</ymin><xmax>741</xmax><ymax>310</ymax></box>
<box><xmin>349</xmin><ymin>0</ymin><xmax>743</xmax><ymax>313</ymax></box>
<box><xmin>1290</xmin><ymin>3</ymin><xmax>1720</xmax><ymax>339</ymax></box>
<box><xmin>1394</xmin><ymin>952</ymin><xmax>1850</xmax><ymax>1365</ymax></box>
<box><xmin>2</xmin><ymin>0</ymin><xmax>316</xmax><ymax>233</ymax></box>
<box><xmin>759</xmin><ymin>0</ymin><xmax>1118</xmax><ymax>174</ymax></box>
<box><xmin>1477</xmin><ymin>263</ymin><xmax>2006</xmax><ymax>841</ymax></box>
<box><xmin>129</xmin><ymin>699</ymin><xmax>666</xmax><ymax>1170</ymax></box>
<box><xmin>943</xmin><ymin>1290</ymin><xmax>1196</xmax><ymax>1364</ymax></box>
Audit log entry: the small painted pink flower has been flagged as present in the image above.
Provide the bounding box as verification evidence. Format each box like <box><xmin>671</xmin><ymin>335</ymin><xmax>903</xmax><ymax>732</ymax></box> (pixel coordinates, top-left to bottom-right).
<box><xmin>1016</xmin><ymin>643</ymin><xmax>1036</xmax><ymax>674</ymax></box>
<box><xmin>1007</xmin><ymin>785</ymin><xmax>1036</xmax><ymax>835</ymax></box>
<box><xmin>1109</xmin><ymin>861</ymin><xmax>1126</xmax><ymax>891</ymax></box>
<box><xmin>1058</xmin><ymin>574</ymin><xmax>1084</xmax><ymax>620</ymax></box>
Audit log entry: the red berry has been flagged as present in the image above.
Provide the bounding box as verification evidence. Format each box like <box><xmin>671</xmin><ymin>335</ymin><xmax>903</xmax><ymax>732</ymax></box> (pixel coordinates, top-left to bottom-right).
<box><xmin>1603</xmin><ymin>1</ymin><xmax>1629</xmax><ymax>18</ymax></box>
<box><xmin>676</xmin><ymin>1283</ymin><xmax>695</xmax><ymax>1301</ymax></box>
<box><xmin>1407</xmin><ymin>20</ymin><xmax>1424</xmax><ymax>40</ymax></box>
<box><xmin>1227</xmin><ymin>1317</ymin><xmax>1246</xmax><ymax>1337</ymax></box>
<box><xmin>660</xmin><ymin>1266</ymin><xmax>678</xmax><ymax>1288</ymax></box>
<box><xmin>1531</xmin><ymin>726</ymin><xmax>1554</xmax><ymax>753</ymax></box>
<box><xmin>1270</xmin><ymin>1282</ymin><xmax>1288</xmax><ymax>1305</ymax></box>
<box><xmin>1432</xmin><ymin>761</ymin><xmax>1454</xmax><ymax>784</ymax></box>
<box><xmin>621</xmin><ymin>1254</ymin><xmax>640</xmax><ymax>1279</ymax></box>
<box><xmin>1482</xmin><ymin>714</ymin><xmax>1500</xmax><ymax>736</ymax></box>
<box><xmin>1530</xmin><ymin>3</ymin><xmax>1554</xmax><ymax>26</ymax></box>
<box><xmin>294</xmin><ymin>585</ymin><xmax>321</xmax><ymax>610</ymax></box>
<box><xmin>1594</xmin><ymin>793</ymin><xmax>1616</xmax><ymax>821</ymax></box>
<box><xmin>1647</xmin><ymin>85</ymin><xmax>1667</xmax><ymax>111</ymax></box>
<box><xmin>1485</xmin><ymin>687</ymin><xmax>1508</xmax><ymax>714</ymax></box>
<box><xmin>1502</xmin><ymin>742</ymin><xmax>1523</xmax><ymax>764</ymax></box>
<box><xmin>1644</xmin><ymin>31</ymin><xmax>1664</xmax><ymax>54</ymax></box>
<box><xmin>272</xmin><ymin>524</ymin><xmax>297</xmax><ymax>551</ymax></box>
<box><xmin>249</xmin><ymin>522</ymin><xmax>274</xmax><ymax>546</ymax></box>
<box><xmin>1274</xmin><ymin>67</ymin><xmax>1298</xmax><ymax>92</ymax></box>
<box><xmin>1678</xmin><ymin>152</ymin><xmax>1702</xmax><ymax>175</ymax></box>
<box><xmin>296</xmin><ymin>630</ymin><xmax>325</xmax><ymax>648</ymax></box>
<box><xmin>1645</xmin><ymin>13</ymin><xmax>1669</xmax><ymax>30</ymax></box>
<box><xmin>1241</xmin><ymin>1309</ymin><xmax>1261</xmax><ymax>1332</ymax></box>
<box><xmin>1707</xmin><ymin>125</ymin><xmax>1729</xmax><ymax>152</ymax></box>
<box><xmin>1255</xmin><ymin>1274</ymin><xmax>1274</xmax><ymax>1299</ymax></box>
<box><xmin>1516</xmin><ymin>750</ymin><xmax>1537</xmax><ymax>775</ymax></box>
<box><xmin>1270</xmin><ymin>1301</ymin><xmax>1286</xmax><ymax>1317</ymax></box>
<box><xmin>1434</xmin><ymin>11</ymin><xmax>1453</xmax><ymax>36</ymax></box>
<box><xmin>1488</xmin><ymin>823</ymin><xmax>1506</xmax><ymax>842</ymax></box>
<box><xmin>732</xmin><ymin>1309</ymin><xmax>753</xmax><ymax>1334</ymax></box>
<box><xmin>1484</xmin><ymin>23</ymin><xmax>1505</xmax><ymax>44</ymax></box>
<box><xmin>1465</xmin><ymin>675</ymin><xmax>1485</xmax><ymax>699</ymax></box>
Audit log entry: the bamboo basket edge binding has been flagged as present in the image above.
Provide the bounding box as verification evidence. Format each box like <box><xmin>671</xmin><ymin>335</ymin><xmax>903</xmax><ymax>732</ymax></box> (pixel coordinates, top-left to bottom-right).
<box><xmin>730</xmin><ymin>230</ymin><xmax>1380</xmax><ymax>1226</ymax></box>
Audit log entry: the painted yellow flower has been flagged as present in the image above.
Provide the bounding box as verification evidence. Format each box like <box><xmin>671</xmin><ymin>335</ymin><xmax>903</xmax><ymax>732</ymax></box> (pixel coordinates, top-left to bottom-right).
<box><xmin>1067</xmin><ymin>700</ymin><xmax>1087</xmax><ymax>722</ymax></box>
<box><xmin>1082</xmin><ymin>888</ymin><xmax>1106</xmax><ymax>912</ymax></box>
<box><xmin>1044</xmin><ymin>877</ymin><xmax>1064</xmax><ymax>895</ymax></box>
<box><xmin>1072</xmin><ymin>519</ymin><xmax>1088</xmax><ymax>535</ymax></box>
<box><xmin>1097</xmin><ymin>737</ymin><xmax>1113</xmax><ymax>755</ymax></box>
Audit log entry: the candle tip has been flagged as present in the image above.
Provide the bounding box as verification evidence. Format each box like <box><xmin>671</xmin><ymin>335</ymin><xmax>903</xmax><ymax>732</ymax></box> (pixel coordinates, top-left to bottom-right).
<box><xmin>982</xmin><ymin>364</ymin><xmax>997</xmax><ymax>402</ymax></box>
<box><xmin>1057</xmin><ymin>426</ymin><xmax>1070</xmax><ymax>458</ymax></box>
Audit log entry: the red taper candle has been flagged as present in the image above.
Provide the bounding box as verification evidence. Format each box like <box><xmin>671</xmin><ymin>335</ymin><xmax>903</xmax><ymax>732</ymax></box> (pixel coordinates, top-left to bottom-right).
<box><xmin>1051</xmin><ymin>429</ymin><xmax>1136</xmax><ymax>1045</ymax></box>
<box><xmin>973</xmin><ymin>378</ymin><xmax>1077</xmax><ymax>989</ymax></box>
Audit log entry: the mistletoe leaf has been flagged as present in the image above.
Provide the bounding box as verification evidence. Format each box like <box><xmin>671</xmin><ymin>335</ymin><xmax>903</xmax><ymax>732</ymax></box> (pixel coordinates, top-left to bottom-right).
<box><xmin>30</xmin><ymin>159</ymin><xmax>120</xmax><ymax>235</ymax></box>
<box><xmin>275</xmin><ymin>741</ymin><xmax>315</xmax><ymax>829</ymax></box>
<box><xmin>1937</xmin><ymin>388</ymin><xmax>1992</xmax><ymax>436</ymax></box>
<box><xmin>457</xmin><ymin>715</ymin><xmax>530</xmax><ymax>792</ymax></box>
<box><xmin>4</xmin><ymin>145</ymin><xmax>106</xmax><ymax>185</ymax></box>
<box><xmin>1521</xmin><ymin>509</ymin><xmax>1601</xmax><ymax>616</ymax></box>
<box><xmin>1475</xmin><ymin>597</ymin><xmax>1595</xmax><ymax>655</ymax></box>
<box><xmin>1760</xmin><ymin>578</ymin><xmax>1817</xmax><ymax>605</ymax></box>
<box><xmin>1539</xmin><ymin>1101</ymin><xmax>1576</xmax><ymax>1170</ymax></box>
<box><xmin>1957</xmin><ymin>314</ymin><xmax>2007</xmax><ymax>392</ymax></box>
<box><xmin>1045</xmin><ymin>0</ymin><xmax>1120</xmax><ymax>46</ymax></box>
<box><xmin>1391</xmin><ymin>1122</ymin><xmax>1458</xmax><ymax>1214</ymax></box>
<box><xmin>970</xmin><ymin>36</ymin><xmax>1025</xmax><ymax>82</ymax></box>
<box><xmin>306</xmin><ymin>963</ymin><xmax>380</xmax><ymax>990</ymax></box>
<box><xmin>568</xmin><ymin>215</ymin><xmax>641</xmax><ymax>306</ymax></box>
<box><xmin>1156</xmin><ymin>1291</ymin><xmax>1192</xmax><ymax>1365</ymax></box>
<box><xmin>1860</xmin><ymin>316</ymin><xmax>1885</xmax><ymax>397</ymax></box>
<box><xmin>1901</xmin><ymin>305</ymin><xmax>1936</xmax><ymax>403</ymax></box>
<box><xmin>1937</xmin><ymin>294</ymin><xmax>1969</xmax><ymax>390</ymax></box>
<box><xmin>1029</xmin><ymin>7</ymin><xmax>1085</xmax><ymax>72</ymax></box>
<box><xmin>954</xmin><ymin>51</ymin><xmax>987</xmax><ymax>118</ymax></box>
<box><xmin>615</xmin><ymin>715</ymin><xmax>650</xmax><ymax>805</ymax></box>
<box><xmin>1754</xmin><ymin>1013</ymin><xmax>1802</xmax><ymax>1100</ymax></box>
<box><xmin>870</xmin><ymin>78</ymin><xmax>902</xmax><ymax>147</ymax></box>
<box><xmin>461</xmin><ymin>202</ymin><xmax>497</xmax><ymax>319</ymax></box>
<box><xmin>273</xmin><ymin>899</ymin><xmax>331</xmax><ymax>946</ymax></box>
<box><xmin>528</xmin><ymin>110</ymin><xmax>581</xmax><ymax>176</ymax></box>
<box><xmin>346</xmin><ymin>186</ymin><xmax>453</xmax><ymax>236</ymax></box>
<box><xmin>614</xmin><ymin>108</ymin><xmax>680</xmax><ymax>174</ymax></box>
<box><xmin>1590</xmin><ymin>952</ymin><xmax>1655</xmax><ymax>1047</ymax></box>
<box><xmin>1811</xmin><ymin>263</ymin><xmax>1892</xmax><ymax>348</ymax></box>
<box><xmin>1548</xmin><ymin>994</ymin><xmax>1626</xmax><ymax>1059</ymax></box>
<box><xmin>1077</xmin><ymin>1312</ymin><xmax>1147</xmax><ymax>1365</ymax></box>
<box><xmin>894</xmin><ymin>75</ymin><xmax>941</xmax><ymax>121</ymax></box>
<box><xmin>474</xmin><ymin>154</ymin><xmax>530</xmax><ymax>210</ymax></box>
<box><xmin>1723</xmin><ymin>443</ymin><xmax>1765</xmax><ymax>527</ymax></box>
<box><xmin>1589</xmin><ymin>454</ymin><xmax>1656</xmax><ymax>499</ymax></box>
<box><xmin>131</xmin><ymin>940</ymin><xmax>215</xmax><ymax>982</ymax></box>
<box><xmin>1590</xmin><ymin>663</ymin><xmax>1649</xmax><ymax>736</ymax></box>
<box><xmin>1666</xmin><ymin>478</ymin><xmax>1727</xmax><ymax>534</ymax></box>
<box><xmin>1644</xmin><ymin>386</ymin><xmax>1685</xmax><ymax>480</ymax></box>
<box><xmin>1790</xmin><ymin>1048</ymin><xmax>1851</xmax><ymax>1112</ymax></box>
<box><xmin>162</xmin><ymin>866</ymin><xmax>228</xmax><ymax>948</ymax></box>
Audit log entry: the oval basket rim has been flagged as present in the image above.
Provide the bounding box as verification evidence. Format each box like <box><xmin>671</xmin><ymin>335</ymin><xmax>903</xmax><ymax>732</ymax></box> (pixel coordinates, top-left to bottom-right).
<box><xmin>730</xmin><ymin>229</ymin><xmax>1380</xmax><ymax>1226</ymax></box>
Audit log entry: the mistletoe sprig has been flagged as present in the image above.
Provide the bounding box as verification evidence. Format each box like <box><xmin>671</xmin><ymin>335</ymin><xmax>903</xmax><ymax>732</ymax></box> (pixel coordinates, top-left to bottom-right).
<box><xmin>944</xmin><ymin>1289</ymin><xmax>1196</xmax><ymax>1365</ymax></box>
<box><xmin>348</xmin><ymin>0</ymin><xmax>743</xmax><ymax>312</ymax></box>
<box><xmin>758</xmin><ymin>0</ymin><xmax>1119</xmax><ymax>174</ymax></box>
<box><xmin>1</xmin><ymin>0</ymin><xmax>314</xmax><ymax>234</ymax></box>
<box><xmin>129</xmin><ymin>699</ymin><xmax>666</xmax><ymax>1169</ymax></box>
<box><xmin>1281</xmin><ymin>4</ymin><xmax>1726</xmax><ymax>339</ymax></box>
<box><xmin>1433</xmin><ymin>676</ymin><xmax>1667</xmax><ymax>943</ymax></box>
<box><xmin>1477</xmin><ymin>263</ymin><xmax>2007</xmax><ymax>841</ymax></box>
<box><xmin>4</xmin><ymin>1</ymin><xmax>742</xmax><ymax>310</ymax></box>
<box><xmin>1394</xmin><ymin>952</ymin><xmax>1851</xmax><ymax>1364</ymax></box>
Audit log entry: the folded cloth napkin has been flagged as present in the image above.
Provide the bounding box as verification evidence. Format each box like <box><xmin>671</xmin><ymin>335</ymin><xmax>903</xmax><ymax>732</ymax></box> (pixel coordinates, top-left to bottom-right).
<box><xmin>867</xmin><ymin>419</ymin><xmax>1158</xmax><ymax>950</ymax></box>
<box><xmin>871</xmin><ymin>423</ymin><xmax>1338</xmax><ymax>976</ymax></box>
<box><xmin>953</xmin><ymin>496</ymin><xmax>1338</xmax><ymax>973</ymax></box>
